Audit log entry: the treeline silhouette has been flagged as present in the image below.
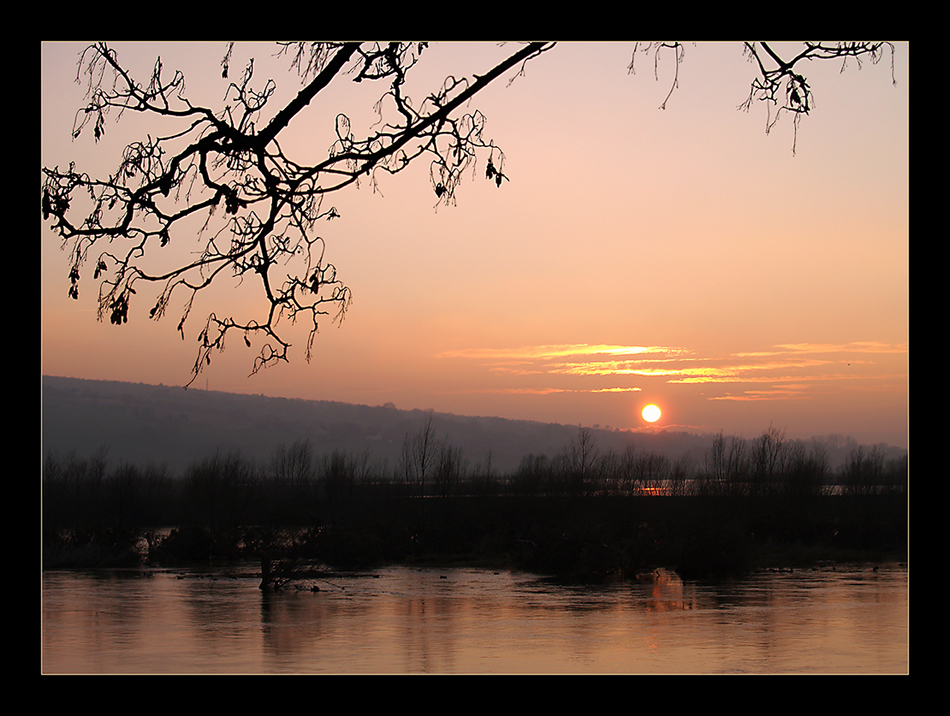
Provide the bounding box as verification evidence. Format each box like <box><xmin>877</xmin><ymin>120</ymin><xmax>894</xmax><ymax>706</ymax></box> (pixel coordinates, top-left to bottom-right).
<box><xmin>42</xmin><ymin>423</ymin><xmax>907</xmax><ymax>581</ymax></box>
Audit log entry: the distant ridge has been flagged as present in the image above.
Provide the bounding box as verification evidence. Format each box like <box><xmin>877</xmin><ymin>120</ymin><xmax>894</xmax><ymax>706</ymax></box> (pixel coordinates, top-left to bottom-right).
<box><xmin>41</xmin><ymin>375</ymin><xmax>904</xmax><ymax>477</ymax></box>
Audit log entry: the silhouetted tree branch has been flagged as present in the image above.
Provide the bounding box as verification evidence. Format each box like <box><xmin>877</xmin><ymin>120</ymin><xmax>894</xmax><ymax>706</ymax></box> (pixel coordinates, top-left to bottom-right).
<box><xmin>739</xmin><ymin>42</ymin><xmax>896</xmax><ymax>154</ymax></box>
<box><xmin>43</xmin><ymin>41</ymin><xmax>554</xmax><ymax>385</ymax></box>
<box><xmin>630</xmin><ymin>41</ymin><xmax>896</xmax><ymax>154</ymax></box>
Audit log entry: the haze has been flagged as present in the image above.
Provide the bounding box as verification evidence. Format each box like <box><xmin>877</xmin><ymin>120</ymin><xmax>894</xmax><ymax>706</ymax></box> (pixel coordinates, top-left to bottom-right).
<box><xmin>40</xmin><ymin>42</ymin><xmax>909</xmax><ymax>449</ymax></box>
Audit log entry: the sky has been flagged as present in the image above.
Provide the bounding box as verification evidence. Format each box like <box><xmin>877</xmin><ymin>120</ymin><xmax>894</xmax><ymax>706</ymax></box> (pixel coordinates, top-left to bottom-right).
<box><xmin>41</xmin><ymin>42</ymin><xmax>909</xmax><ymax>449</ymax></box>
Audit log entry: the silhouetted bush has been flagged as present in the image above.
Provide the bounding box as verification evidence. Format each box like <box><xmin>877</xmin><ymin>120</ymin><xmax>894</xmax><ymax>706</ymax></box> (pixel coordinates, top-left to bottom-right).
<box><xmin>674</xmin><ymin>515</ymin><xmax>754</xmax><ymax>579</ymax></box>
<box><xmin>308</xmin><ymin>526</ymin><xmax>388</xmax><ymax>569</ymax></box>
<box><xmin>150</xmin><ymin>525</ymin><xmax>218</xmax><ymax>563</ymax></box>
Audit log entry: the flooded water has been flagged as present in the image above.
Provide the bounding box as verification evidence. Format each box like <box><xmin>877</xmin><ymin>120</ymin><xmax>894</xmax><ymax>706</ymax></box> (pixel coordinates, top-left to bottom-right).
<box><xmin>42</xmin><ymin>562</ymin><xmax>908</xmax><ymax>674</ymax></box>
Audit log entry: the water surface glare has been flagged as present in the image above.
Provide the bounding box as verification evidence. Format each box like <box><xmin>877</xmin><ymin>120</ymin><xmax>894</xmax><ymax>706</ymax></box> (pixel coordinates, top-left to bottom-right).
<box><xmin>42</xmin><ymin>563</ymin><xmax>908</xmax><ymax>673</ymax></box>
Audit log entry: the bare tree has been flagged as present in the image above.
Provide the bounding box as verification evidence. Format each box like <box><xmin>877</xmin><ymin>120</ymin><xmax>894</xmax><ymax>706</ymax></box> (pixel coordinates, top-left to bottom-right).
<box><xmin>43</xmin><ymin>41</ymin><xmax>895</xmax><ymax>383</ymax></box>
<box><xmin>842</xmin><ymin>443</ymin><xmax>888</xmax><ymax>495</ymax></box>
<box><xmin>565</xmin><ymin>425</ymin><xmax>599</xmax><ymax>493</ymax></box>
<box><xmin>705</xmin><ymin>431</ymin><xmax>729</xmax><ymax>486</ymax></box>
<box><xmin>42</xmin><ymin>42</ymin><xmax>554</xmax><ymax>384</ymax></box>
<box><xmin>434</xmin><ymin>442</ymin><xmax>466</xmax><ymax>498</ymax></box>
<box><xmin>726</xmin><ymin>434</ymin><xmax>750</xmax><ymax>496</ymax></box>
<box><xmin>270</xmin><ymin>439</ymin><xmax>317</xmax><ymax>514</ymax></box>
<box><xmin>750</xmin><ymin>424</ymin><xmax>788</xmax><ymax>497</ymax></box>
<box><xmin>400</xmin><ymin>413</ymin><xmax>439</xmax><ymax>499</ymax></box>
<box><xmin>782</xmin><ymin>440</ymin><xmax>828</xmax><ymax>499</ymax></box>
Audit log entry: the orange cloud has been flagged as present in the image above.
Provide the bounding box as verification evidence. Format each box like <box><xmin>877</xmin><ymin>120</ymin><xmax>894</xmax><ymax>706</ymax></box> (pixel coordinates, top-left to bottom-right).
<box><xmin>437</xmin><ymin>344</ymin><xmax>687</xmax><ymax>361</ymax></box>
<box><xmin>709</xmin><ymin>387</ymin><xmax>810</xmax><ymax>402</ymax></box>
<box><xmin>732</xmin><ymin>341</ymin><xmax>907</xmax><ymax>358</ymax></box>
<box><xmin>437</xmin><ymin>340</ymin><xmax>906</xmax><ymax>404</ymax></box>
<box><xmin>447</xmin><ymin>386</ymin><xmax>643</xmax><ymax>396</ymax></box>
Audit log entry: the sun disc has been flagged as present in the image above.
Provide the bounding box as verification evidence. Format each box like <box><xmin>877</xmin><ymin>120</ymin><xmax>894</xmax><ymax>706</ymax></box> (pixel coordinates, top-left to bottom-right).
<box><xmin>642</xmin><ymin>404</ymin><xmax>661</xmax><ymax>423</ymax></box>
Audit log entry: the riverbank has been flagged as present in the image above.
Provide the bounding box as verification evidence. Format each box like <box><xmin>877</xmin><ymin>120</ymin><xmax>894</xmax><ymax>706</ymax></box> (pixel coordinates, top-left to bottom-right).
<box><xmin>44</xmin><ymin>493</ymin><xmax>907</xmax><ymax>582</ymax></box>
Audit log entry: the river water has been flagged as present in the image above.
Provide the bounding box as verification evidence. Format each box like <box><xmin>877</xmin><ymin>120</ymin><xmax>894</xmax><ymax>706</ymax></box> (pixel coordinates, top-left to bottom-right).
<box><xmin>42</xmin><ymin>562</ymin><xmax>908</xmax><ymax>674</ymax></box>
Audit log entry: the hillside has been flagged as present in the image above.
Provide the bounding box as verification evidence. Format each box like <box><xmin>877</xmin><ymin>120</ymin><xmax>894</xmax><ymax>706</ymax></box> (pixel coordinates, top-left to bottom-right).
<box><xmin>40</xmin><ymin>375</ymin><xmax>902</xmax><ymax>477</ymax></box>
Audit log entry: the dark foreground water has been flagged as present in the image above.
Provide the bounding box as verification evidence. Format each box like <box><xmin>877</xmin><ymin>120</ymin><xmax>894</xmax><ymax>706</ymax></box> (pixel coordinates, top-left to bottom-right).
<box><xmin>42</xmin><ymin>562</ymin><xmax>908</xmax><ymax>674</ymax></box>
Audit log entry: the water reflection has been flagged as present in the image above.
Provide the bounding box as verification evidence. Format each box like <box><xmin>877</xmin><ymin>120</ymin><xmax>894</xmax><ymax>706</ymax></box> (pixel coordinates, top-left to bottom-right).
<box><xmin>42</xmin><ymin>563</ymin><xmax>908</xmax><ymax>674</ymax></box>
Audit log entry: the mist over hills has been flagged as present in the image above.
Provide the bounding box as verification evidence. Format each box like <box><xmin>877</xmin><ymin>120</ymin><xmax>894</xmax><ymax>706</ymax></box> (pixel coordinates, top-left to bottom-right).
<box><xmin>41</xmin><ymin>375</ymin><xmax>904</xmax><ymax>478</ymax></box>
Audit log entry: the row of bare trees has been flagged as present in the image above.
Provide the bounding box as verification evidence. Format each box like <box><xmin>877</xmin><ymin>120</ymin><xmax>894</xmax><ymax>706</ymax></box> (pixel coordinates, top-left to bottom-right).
<box><xmin>42</xmin><ymin>447</ymin><xmax>178</xmax><ymax>534</ymax></box>
<box><xmin>43</xmin><ymin>424</ymin><xmax>907</xmax><ymax>539</ymax></box>
<box><xmin>42</xmin><ymin>422</ymin><xmax>907</xmax><ymax>571</ymax></box>
<box><xmin>700</xmin><ymin>426</ymin><xmax>906</xmax><ymax>497</ymax></box>
<box><xmin>511</xmin><ymin>425</ymin><xmax>906</xmax><ymax>499</ymax></box>
<box><xmin>514</xmin><ymin>429</ymin><xmax>691</xmax><ymax>497</ymax></box>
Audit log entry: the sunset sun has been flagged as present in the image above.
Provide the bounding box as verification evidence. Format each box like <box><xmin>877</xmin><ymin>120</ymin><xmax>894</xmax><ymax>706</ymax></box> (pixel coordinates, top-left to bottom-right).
<box><xmin>641</xmin><ymin>404</ymin><xmax>661</xmax><ymax>423</ymax></box>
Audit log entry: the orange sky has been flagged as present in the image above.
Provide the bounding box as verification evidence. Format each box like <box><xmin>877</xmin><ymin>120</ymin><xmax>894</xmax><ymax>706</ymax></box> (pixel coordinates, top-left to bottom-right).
<box><xmin>41</xmin><ymin>42</ymin><xmax>909</xmax><ymax>448</ymax></box>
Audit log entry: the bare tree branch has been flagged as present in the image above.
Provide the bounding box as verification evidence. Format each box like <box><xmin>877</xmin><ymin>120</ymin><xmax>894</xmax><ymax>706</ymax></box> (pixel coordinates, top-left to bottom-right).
<box><xmin>629</xmin><ymin>41</ymin><xmax>896</xmax><ymax>154</ymax></box>
<box><xmin>43</xmin><ymin>41</ymin><xmax>555</xmax><ymax>386</ymax></box>
<box><xmin>738</xmin><ymin>42</ymin><xmax>896</xmax><ymax>154</ymax></box>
